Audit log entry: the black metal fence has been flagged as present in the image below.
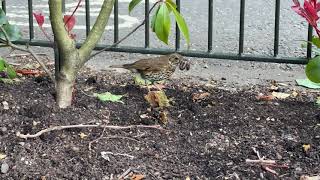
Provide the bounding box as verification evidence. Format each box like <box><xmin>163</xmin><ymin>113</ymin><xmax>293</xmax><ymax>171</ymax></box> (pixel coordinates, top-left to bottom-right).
<box><xmin>1</xmin><ymin>0</ymin><xmax>313</xmax><ymax>66</ymax></box>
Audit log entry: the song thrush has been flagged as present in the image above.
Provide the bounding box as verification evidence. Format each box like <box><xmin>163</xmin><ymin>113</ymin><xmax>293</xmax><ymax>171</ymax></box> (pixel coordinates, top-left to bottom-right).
<box><xmin>110</xmin><ymin>53</ymin><xmax>190</xmax><ymax>88</ymax></box>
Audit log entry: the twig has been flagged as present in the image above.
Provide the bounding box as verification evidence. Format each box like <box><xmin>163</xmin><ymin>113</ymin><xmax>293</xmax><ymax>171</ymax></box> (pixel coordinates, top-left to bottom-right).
<box><xmin>6</xmin><ymin>53</ymin><xmax>47</xmax><ymax>58</ymax></box>
<box><xmin>262</xmin><ymin>165</ymin><xmax>278</xmax><ymax>176</ymax></box>
<box><xmin>105</xmin><ymin>136</ymin><xmax>140</xmax><ymax>142</ymax></box>
<box><xmin>246</xmin><ymin>147</ymin><xmax>288</xmax><ymax>176</ymax></box>
<box><xmin>101</xmin><ymin>151</ymin><xmax>135</xmax><ymax>159</ymax></box>
<box><xmin>90</xmin><ymin>1</ymin><xmax>160</xmax><ymax>59</ymax></box>
<box><xmin>64</xmin><ymin>0</ymin><xmax>83</xmax><ymax>28</ymax></box>
<box><xmin>0</xmin><ymin>26</ymin><xmax>55</xmax><ymax>84</ymax></box>
<box><xmin>88</xmin><ymin>125</ymin><xmax>107</xmax><ymax>151</ymax></box>
<box><xmin>118</xmin><ymin>168</ymin><xmax>132</xmax><ymax>179</ymax></box>
<box><xmin>245</xmin><ymin>159</ymin><xmax>276</xmax><ymax>164</ymax></box>
<box><xmin>16</xmin><ymin>124</ymin><xmax>163</xmax><ymax>139</ymax></box>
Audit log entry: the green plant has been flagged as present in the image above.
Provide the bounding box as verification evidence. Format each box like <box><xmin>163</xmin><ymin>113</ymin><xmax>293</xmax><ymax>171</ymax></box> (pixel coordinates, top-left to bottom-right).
<box><xmin>0</xmin><ymin>57</ymin><xmax>17</xmax><ymax>82</ymax></box>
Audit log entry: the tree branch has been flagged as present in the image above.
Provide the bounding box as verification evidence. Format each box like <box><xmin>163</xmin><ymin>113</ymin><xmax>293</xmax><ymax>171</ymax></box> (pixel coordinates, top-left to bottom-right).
<box><xmin>49</xmin><ymin>0</ymin><xmax>75</xmax><ymax>52</ymax></box>
<box><xmin>0</xmin><ymin>26</ymin><xmax>55</xmax><ymax>84</ymax></box>
<box><xmin>90</xmin><ymin>1</ymin><xmax>160</xmax><ymax>59</ymax></box>
<box><xmin>79</xmin><ymin>0</ymin><xmax>115</xmax><ymax>64</ymax></box>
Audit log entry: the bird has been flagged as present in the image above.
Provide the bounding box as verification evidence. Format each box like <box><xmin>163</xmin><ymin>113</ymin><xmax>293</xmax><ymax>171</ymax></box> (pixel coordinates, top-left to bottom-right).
<box><xmin>109</xmin><ymin>53</ymin><xmax>190</xmax><ymax>90</ymax></box>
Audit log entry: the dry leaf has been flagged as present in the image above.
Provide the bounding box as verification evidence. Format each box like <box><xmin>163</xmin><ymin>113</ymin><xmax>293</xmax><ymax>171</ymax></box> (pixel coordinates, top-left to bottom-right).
<box><xmin>79</xmin><ymin>132</ymin><xmax>88</xmax><ymax>139</ymax></box>
<box><xmin>130</xmin><ymin>174</ymin><xmax>145</xmax><ymax>180</ymax></box>
<box><xmin>302</xmin><ymin>144</ymin><xmax>311</xmax><ymax>153</ymax></box>
<box><xmin>144</xmin><ymin>91</ymin><xmax>170</xmax><ymax>108</ymax></box>
<box><xmin>185</xmin><ymin>176</ymin><xmax>191</xmax><ymax>180</ymax></box>
<box><xmin>0</xmin><ymin>153</ymin><xmax>6</xmax><ymax>160</ymax></box>
<box><xmin>300</xmin><ymin>175</ymin><xmax>320</xmax><ymax>180</ymax></box>
<box><xmin>192</xmin><ymin>92</ymin><xmax>210</xmax><ymax>102</ymax></box>
<box><xmin>160</xmin><ymin>111</ymin><xmax>169</xmax><ymax>125</ymax></box>
<box><xmin>272</xmin><ymin>92</ymin><xmax>291</xmax><ymax>99</ymax></box>
<box><xmin>256</xmin><ymin>93</ymin><xmax>274</xmax><ymax>101</ymax></box>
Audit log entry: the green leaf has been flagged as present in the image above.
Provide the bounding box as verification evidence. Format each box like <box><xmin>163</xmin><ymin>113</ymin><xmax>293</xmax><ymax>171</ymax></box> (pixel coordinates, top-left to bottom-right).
<box><xmin>151</xmin><ymin>6</ymin><xmax>160</xmax><ymax>32</ymax></box>
<box><xmin>129</xmin><ymin>0</ymin><xmax>143</xmax><ymax>14</ymax></box>
<box><xmin>166</xmin><ymin>2</ymin><xmax>190</xmax><ymax>46</ymax></box>
<box><xmin>306</xmin><ymin>56</ymin><xmax>320</xmax><ymax>83</ymax></box>
<box><xmin>0</xmin><ymin>24</ymin><xmax>22</xmax><ymax>41</ymax></box>
<box><xmin>312</xmin><ymin>36</ymin><xmax>320</xmax><ymax>48</ymax></box>
<box><xmin>134</xmin><ymin>74</ymin><xmax>152</xmax><ymax>85</ymax></box>
<box><xmin>154</xmin><ymin>3</ymin><xmax>171</xmax><ymax>44</ymax></box>
<box><xmin>5</xmin><ymin>64</ymin><xmax>16</xmax><ymax>79</ymax></box>
<box><xmin>93</xmin><ymin>92</ymin><xmax>124</xmax><ymax>103</ymax></box>
<box><xmin>0</xmin><ymin>59</ymin><xmax>4</xmax><ymax>71</ymax></box>
<box><xmin>296</xmin><ymin>78</ymin><xmax>320</xmax><ymax>89</ymax></box>
<box><xmin>0</xmin><ymin>9</ymin><xmax>8</xmax><ymax>26</ymax></box>
<box><xmin>165</xmin><ymin>0</ymin><xmax>177</xmax><ymax>12</ymax></box>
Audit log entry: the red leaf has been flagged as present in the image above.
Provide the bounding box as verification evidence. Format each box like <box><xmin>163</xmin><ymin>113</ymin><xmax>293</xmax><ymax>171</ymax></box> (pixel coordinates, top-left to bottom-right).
<box><xmin>63</xmin><ymin>15</ymin><xmax>76</xmax><ymax>32</ymax></box>
<box><xmin>16</xmin><ymin>69</ymin><xmax>43</xmax><ymax>76</ymax></box>
<box><xmin>292</xmin><ymin>0</ymin><xmax>320</xmax><ymax>36</ymax></box>
<box><xmin>33</xmin><ymin>12</ymin><xmax>44</xmax><ymax>27</ymax></box>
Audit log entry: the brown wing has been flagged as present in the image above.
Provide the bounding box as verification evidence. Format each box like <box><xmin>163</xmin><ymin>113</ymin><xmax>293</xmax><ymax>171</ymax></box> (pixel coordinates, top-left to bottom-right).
<box><xmin>129</xmin><ymin>55</ymin><xmax>170</xmax><ymax>72</ymax></box>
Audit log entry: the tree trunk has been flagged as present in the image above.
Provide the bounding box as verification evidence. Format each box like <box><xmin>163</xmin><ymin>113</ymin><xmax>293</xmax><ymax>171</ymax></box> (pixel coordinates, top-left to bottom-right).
<box><xmin>55</xmin><ymin>53</ymin><xmax>80</xmax><ymax>108</ymax></box>
<box><xmin>55</xmin><ymin>71</ymin><xmax>76</xmax><ymax>108</ymax></box>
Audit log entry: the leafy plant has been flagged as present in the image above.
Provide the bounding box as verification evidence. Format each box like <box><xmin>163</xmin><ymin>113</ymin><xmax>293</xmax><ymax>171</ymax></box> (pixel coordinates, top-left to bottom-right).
<box><xmin>0</xmin><ymin>57</ymin><xmax>17</xmax><ymax>82</ymax></box>
<box><xmin>129</xmin><ymin>0</ymin><xmax>190</xmax><ymax>46</ymax></box>
<box><xmin>0</xmin><ymin>8</ymin><xmax>21</xmax><ymax>42</ymax></box>
<box><xmin>292</xmin><ymin>0</ymin><xmax>320</xmax><ymax>82</ymax></box>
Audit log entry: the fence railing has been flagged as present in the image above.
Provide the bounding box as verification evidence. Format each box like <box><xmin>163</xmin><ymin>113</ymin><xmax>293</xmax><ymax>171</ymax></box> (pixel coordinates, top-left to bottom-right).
<box><xmin>1</xmin><ymin>0</ymin><xmax>313</xmax><ymax>70</ymax></box>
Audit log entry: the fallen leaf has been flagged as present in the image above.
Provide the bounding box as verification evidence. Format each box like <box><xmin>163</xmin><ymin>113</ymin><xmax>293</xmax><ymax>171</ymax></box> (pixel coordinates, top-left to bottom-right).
<box><xmin>130</xmin><ymin>174</ymin><xmax>145</xmax><ymax>180</ymax></box>
<box><xmin>16</xmin><ymin>69</ymin><xmax>43</xmax><ymax>76</ymax></box>
<box><xmin>256</xmin><ymin>93</ymin><xmax>274</xmax><ymax>101</ymax></box>
<box><xmin>79</xmin><ymin>132</ymin><xmax>88</xmax><ymax>139</ymax></box>
<box><xmin>302</xmin><ymin>144</ymin><xmax>311</xmax><ymax>153</ymax></box>
<box><xmin>0</xmin><ymin>153</ymin><xmax>6</xmax><ymax>160</ymax></box>
<box><xmin>192</xmin><ymin>92</ymin><xmax>210</xmax><ymax>102</ymax></box>
<box><xmin>271</xmin><ymin>92</ymin><xmax>291</xmax><ymax>99</ymax></box>
<box><xmin>144</xmin><ymin>91</ymin><xmax>170</xmax><ymax>108</ymax></box>
<box><xmin>296</xmin><ymin>79</ymin><xmax>320</xmax><ymax>89</ymax></box>
<box><xmin>134</xmin><ymin>74</ymin><xmax>152</xmax><ymax>86</ymax></box>
<box><xmin>159</xmin><ymin>110</ymin><xmax>169</xmax><ymax>125</ymax></box>
<box><xmin>300</xmin><ymin>175</ymin><xmax>320</xmax><ymax>180</ymax></box>
<box><xmin>185</xmin><ymin>176</ymin><xmax>191</xmax><ymax>180</ymax></box>
<box><xmin>93</xmin><ymin>92</ymin><xmax>124</xmax><ymax>104</ymax></box>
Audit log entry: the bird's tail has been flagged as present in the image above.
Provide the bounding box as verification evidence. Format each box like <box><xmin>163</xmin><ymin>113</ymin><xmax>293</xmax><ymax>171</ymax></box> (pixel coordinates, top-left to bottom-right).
<box><xmin>109</xmin><ymin>63</ymin><xmax>134</xmax><ymax>70</ymax></box>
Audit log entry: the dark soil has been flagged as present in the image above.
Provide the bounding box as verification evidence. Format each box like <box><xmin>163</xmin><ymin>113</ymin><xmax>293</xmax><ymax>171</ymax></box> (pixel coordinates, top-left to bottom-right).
<box><xmin>1</xmin><ymin>70</ymin><xmax>320</xmax><ymax>179</ymax></box>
